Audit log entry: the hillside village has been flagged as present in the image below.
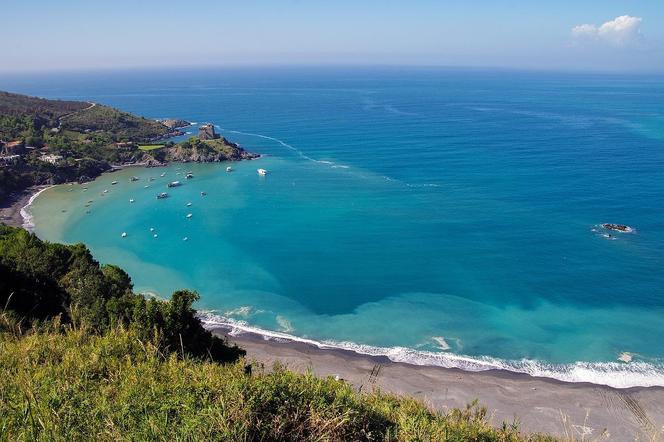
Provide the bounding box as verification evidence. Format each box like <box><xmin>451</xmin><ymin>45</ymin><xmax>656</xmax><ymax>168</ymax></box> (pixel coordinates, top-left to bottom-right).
<box><xmin>0</xmin><ymin>91</ymin><xmax>257</xmax><ymax>201</ymax></box>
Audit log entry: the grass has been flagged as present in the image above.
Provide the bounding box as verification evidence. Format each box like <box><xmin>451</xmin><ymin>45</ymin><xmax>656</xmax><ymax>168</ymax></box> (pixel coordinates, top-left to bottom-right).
<box><xmin>138</xmin><ymin>144</ymin><xmax>165</xmax><ymax>151</ymax></box>
<box><xmin>0</xmin><ymin>322</ymin><xmax>557</xmax><ymax>441</ymax></box>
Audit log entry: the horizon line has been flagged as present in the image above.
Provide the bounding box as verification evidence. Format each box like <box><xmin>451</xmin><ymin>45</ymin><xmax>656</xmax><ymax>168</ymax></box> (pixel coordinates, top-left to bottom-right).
<box><xmin>1</xmin><ymin>62</ymin><xmax>663</xmax><ymax>77</ymax></box>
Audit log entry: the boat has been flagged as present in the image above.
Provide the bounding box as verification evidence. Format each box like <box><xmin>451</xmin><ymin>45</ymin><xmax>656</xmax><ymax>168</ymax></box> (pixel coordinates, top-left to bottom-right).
<box><xmin>130</xmin><ymin>176</ymin><xmax>139</xmax><ymax>182</ymax></box>
<box><xmin>186</xmin><ymin>213</ymin><xmax>193</xmax><ymax>219</ymax></box>
<box><xmin>167</xmin><ymin>181</ymin><xmax>181</xmax><ymax>188</ymax></box>
<box><xmin>129</xmin><ymin>199</ymin><xmax>135</xmax><ymax>203</ymax></box>
<box><xmin>150</xmin><ymin>227</ymin><xmax>155</xmax><ymax>232</ymax></box>
<box><xmin>153</xmin><ymin>233</ymin><xmax>158</xmax><ymax>238</ymax></box>
<box><xmin>200</xmin><ymin>191</ymin><xmax>207</xmax><ymax>196</ymax></box>
<box><xmin>103</xmin><ymin>189</ymin><xmax>109</xmax><ymax>193</ymax></box>
<box><xmin>257</xmin><ymin>168</ymin><xmax>268</xmax><ymax>176</ymax></box>
<box><xmin>121</xmin><ymin>232</ymin><xmax>127</xmax><ymax>238</ymax></box>
<box><xmin>186</xmin><ymin>202</ymin><xmax>192</xmax><ymax>207</ymax></box>
<box><xmin>183</xmin><ymin>237</ymin><xmax>188</xmax><ymax>241</ymax></box>
<box><xmin>160</xmin><ymin>172</ymin><xmax>166</xmax><ymax>177</ymax></box>
<box><xmin>111</xmin><ymin>181</ymin><xmax>118</xmax><ymax>185</ymax></box>
<box><xmin>186</xmin><ymin>172</ymin><xmax>194</xmax><ymax>179</ymax></box>
<box><xmin>149</xmin><ymin>177</ymin><xmax>155</xmax><ymax>181</ymax></box>
<box><xmin>156</xmin><ymin>192</ymin><xmax>168</xmax><ymax>199</ymax></box>
<box><xmin>226</xmin><ymin>166</ymin><xmax>233</xmax><ymax>172</ymax></box>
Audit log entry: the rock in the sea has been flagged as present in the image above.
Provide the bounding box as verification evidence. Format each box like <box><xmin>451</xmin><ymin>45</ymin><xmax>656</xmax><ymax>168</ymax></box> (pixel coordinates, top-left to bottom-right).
<box><xmin>160</xmin><ymin>119</ymin><xmax>191</xmax><ymax>129</ymax></box>
<box><xmin>601</xmin><ymin>223</ymin><xmax>633</xmax><ymax>233</ymax></box>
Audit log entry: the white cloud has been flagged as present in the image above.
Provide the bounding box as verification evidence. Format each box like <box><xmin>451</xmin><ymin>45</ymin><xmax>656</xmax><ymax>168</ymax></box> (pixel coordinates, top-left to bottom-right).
<box><xmin>572</xmin><ymin>15</ymin><xmax>643</xmax><ymax>46</ymax></box>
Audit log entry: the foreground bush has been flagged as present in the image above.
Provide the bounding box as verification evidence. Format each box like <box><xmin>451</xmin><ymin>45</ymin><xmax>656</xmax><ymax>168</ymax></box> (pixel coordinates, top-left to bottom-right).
<box><xmin>0</xmin><ymin>325</ymin><xmax>555</xmax><ymax>441</ymax></box>
<box><xmin>0</xmin><ymin>225</ymin><xmax>243</xmax><ymax>363</ymax></box>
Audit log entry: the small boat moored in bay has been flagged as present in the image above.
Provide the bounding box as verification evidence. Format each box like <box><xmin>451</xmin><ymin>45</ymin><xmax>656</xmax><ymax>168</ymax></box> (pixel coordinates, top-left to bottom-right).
<box><xmin>168</xmin><ymin>181</ymin><xmax>181</xmax><ymax>188</ymax></box>
<box><xmin>156</xmin><ymin>192</ymin><xmax>168</xmax><ymax>199</ymax></box>
<box><xmin>257</xmin><ymin>168</ymin><xmax>268</xmax><ymax>176</ymax></box>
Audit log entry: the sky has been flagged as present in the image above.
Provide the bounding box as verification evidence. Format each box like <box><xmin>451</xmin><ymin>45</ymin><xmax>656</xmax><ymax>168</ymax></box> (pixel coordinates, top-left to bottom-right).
<box><xmin>1</xmin><ymin>0</ymin><xmax>663</xmax><ymax>73</ymax></box>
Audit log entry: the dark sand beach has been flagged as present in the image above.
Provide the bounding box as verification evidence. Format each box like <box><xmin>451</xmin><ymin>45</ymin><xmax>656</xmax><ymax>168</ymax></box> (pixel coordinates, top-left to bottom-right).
<box><xmin>212</xmin><ymin>325</ymin><xmax>664</xmax><ymax>441</ymax></box>
<box><xmin>0</xmin><ymin>186</ymin><xmax>49</xmax><ymax>228</ymax></box>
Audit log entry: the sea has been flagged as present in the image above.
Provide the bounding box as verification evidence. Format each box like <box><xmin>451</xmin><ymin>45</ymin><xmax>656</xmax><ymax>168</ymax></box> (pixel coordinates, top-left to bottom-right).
<box><xmin>3</xmin><ymin>67</ymin><xmax>664</xmax><ymax>388</ymax></box>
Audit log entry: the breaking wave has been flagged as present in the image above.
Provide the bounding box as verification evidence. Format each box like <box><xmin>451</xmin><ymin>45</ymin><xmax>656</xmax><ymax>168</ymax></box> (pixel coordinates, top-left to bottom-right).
<box><xmin>198</xmin><ymin>311</ymin><xmax>664</xmax><ymax>389</ymax></box>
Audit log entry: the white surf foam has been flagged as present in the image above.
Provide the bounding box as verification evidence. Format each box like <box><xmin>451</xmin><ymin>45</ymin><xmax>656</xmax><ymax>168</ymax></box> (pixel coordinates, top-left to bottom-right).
<box><xmin>20</xmin><ymin>186</ymin><xmax>55</xmax><ymax>231</ymax></box>
<box><xmin>199</xmin><ymin>311</ymin><xmax>664</xmax><ymax>389</ymax></box>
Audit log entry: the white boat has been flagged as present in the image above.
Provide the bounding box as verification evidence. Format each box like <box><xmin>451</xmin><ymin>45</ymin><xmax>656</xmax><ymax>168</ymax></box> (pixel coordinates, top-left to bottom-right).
<box><xmin>200</xmin><ymin>191</ymin><xmax>207</xmax><ymax>196</ymax></box>
<box><xmin>156</xmin><ymin>192</ymin><xmax>168</xmax><ymax>199</ymax></box>
<box><xmin>168</xmin><ymin>181</ymin><xmax>181</xmax><ymax>188</ymax></box>
<box><xmin>150</xmin><ymin>227</ymin><xmax>155</xmax><ymax>232</ymax></box>
<box><xmin>121</xmin><ymin>232</ymin><xmax>127</xmax><ymax>238</ymax></box>
<box><xmin>129</xmin><ymin>199</ymin><xmax>135</xmax><ymax>203</ymax></box>
<box><xmin>186</xmin><ymin>202</ymin><xmax>192</xmax><ymax>207</ymax></box>
<box><xmin>103</xmin><ymin>189</ymin><xmax>109</xmax><ymax>193</ymax></box>
<box><xmin>160</xmin><ymin>172</ymin><xmax>166</xmax><ymax>177</ymax></box>
<box><xmin>186</xmin><ymin>213</ymin><xmax>193</xmax><ymax>219</ymax></box>
<box><xmin>130</xmin><ymin>176</ymin><xmax>139</xmax><ymax>182</ymax></box>
<box><xmin>186</xmin><ymin>172</ymin><xmax>194</xmax><ymax>179</ymax></box>
<box><xmin>153</xmin><ymin>233</ymin><xmax>158</xmax><ymax>238</ymax></box>
<box><xmin>183</xmin><ymin>237</ymin><xmax>188</xmax><ymax>241</ymax></box>
<box><xmin>257</xmin><ymin>168</ymin><xmax>268</xmax><ymax>176</ymax></box>
<box><xmin>226</xmin><ymin>166</ymin><xmax>233</xmax><ymax>172</ymax></box>
<box><xmin>111</xmin><ymin>181</ymin><xmax>118</xmax><ymax>185</ymax></box>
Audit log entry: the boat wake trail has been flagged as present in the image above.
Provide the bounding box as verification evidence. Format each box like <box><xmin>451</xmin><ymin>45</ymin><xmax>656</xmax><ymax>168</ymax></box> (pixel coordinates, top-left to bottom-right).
<box><xmin>219</xmin><ymin>127</ymin><xmax>441</xmax><ymax>191</ymax></box>
<box><xmin>219</xmin><ymin>128</ymin><xmax>337</xmax><ymax>166</ymax></box>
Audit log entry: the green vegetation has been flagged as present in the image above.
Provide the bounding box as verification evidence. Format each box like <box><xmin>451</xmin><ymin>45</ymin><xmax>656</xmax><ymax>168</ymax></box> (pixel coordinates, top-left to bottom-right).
<box><xmin>0</xmin><ymin>225</ymin><xmax>243</xmax><ymax>363</ymax></box>
<box><xmin>138</xmin><ymin>144</ymin><xmax>165</xmax><ymax>151</ymax></box>
<box><xmin>0</xmin><ymin>92</ymin><xmax>173</xmax><ymax>201</ymax></box>
<box><xmin>0</xmin><ymin>91</ymin><xmax>255</xmax><ymax>202</ymax></box>
<box><xmin>0</xmin><ymin>325</ymin><xmax>555</xmax><ymax>441</ymax></box>
<box><xmin>60</xmin><ymin>104</ymin><xmax>171</xmax><ymax>141</ymax></box>
<box><xmin>0</xmin><ymin>91</ymin><xmax>88</xmax><ymax>124</ymax></box>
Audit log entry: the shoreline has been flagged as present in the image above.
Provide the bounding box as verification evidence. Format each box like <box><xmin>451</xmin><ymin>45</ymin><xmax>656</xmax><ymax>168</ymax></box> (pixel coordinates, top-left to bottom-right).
<box><xmin>0</xmin><ymin>154</ymin><xmax>263</xmax><ymax>230</ymax></box>
<box><xmin>0</xmin><ymin>185</ymin><xmax>52</xmax><ymax>229</ymax></box>
<box><xmin>211</xmin><ymin>323</ymin><xmax>664</xmax><ymax>440</ymax></box>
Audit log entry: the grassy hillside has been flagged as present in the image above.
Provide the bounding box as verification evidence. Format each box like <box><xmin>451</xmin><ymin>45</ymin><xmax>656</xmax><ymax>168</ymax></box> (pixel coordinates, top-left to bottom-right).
<box><xmin>60</xmin><ymin>104</ymin><xmax>172</xmax><ymax>141</ymax></box>
<box><xmin>0</xmin><ymin>324</ymin><xmax>554</xmax><ymax>441</ymax></box>
<box><xmin>0</xmin><ymin>91</ymin><xmax>88</xmax><ymax>122</ymax></box>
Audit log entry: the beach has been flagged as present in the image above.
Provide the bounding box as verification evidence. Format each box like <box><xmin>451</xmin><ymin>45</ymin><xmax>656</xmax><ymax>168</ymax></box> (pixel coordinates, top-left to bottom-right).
<box><xmin>212</xmin><ymin>325</ymin><xmax>664</xmax><ymax>441</ymax></box>
<box><xmin>0</xmin><ymin>185</ymin><xmax>51</xmax><ymax>229</ymax></box>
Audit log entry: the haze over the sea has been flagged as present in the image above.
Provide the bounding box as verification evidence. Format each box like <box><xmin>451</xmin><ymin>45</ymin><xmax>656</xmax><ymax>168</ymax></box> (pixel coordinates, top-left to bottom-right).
<box><xmin>7</xmin><ymin>66</ymin><xmax>663</xmax><ymax>388</ymax></box>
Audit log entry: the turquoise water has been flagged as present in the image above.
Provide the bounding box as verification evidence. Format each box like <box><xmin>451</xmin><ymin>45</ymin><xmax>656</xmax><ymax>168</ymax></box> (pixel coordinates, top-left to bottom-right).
<box><xmin>5</xmin><ymin>68</ymin><xmax>664</xmax><ymax>387</ymax></box>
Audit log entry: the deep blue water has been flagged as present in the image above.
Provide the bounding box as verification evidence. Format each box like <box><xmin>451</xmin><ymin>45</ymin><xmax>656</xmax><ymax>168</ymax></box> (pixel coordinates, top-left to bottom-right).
<box><xmin>4</xmin><ymin>67</ymin><xmax>664</xmax><ymax>387</ymax></box>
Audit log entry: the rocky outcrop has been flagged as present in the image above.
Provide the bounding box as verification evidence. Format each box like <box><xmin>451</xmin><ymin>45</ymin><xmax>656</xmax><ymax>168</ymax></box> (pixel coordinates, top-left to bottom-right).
<box><xmin>601</xmin><ymin>223</ymin><xmax>634</xmax><ymax>233</ymax></box>
<box><xmin>161</xmin><ymin>138</ymin><xmax>259</xmax><ymax>163</ymax></box>
<box><xmin>160</xmin><ymin>119</ymin><xmax>191</xmax><ymax>129</ymax></box>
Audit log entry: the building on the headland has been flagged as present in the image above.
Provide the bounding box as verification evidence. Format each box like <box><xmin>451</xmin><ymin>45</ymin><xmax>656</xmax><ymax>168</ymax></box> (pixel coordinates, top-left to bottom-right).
<box><xmin>39</xmin><ymin>154</ymin><xmax>64</xmax><ymax>165</ymax></box>
<box><xmin>0</xmin><ymin>154</ymin><xmax>21</xmax><ymax>166</ymax></box>
<box><xmin>115</xmin><ymin>142</ymin><xmax>135</xmax><ymax>149</ymax></box>
<box><xmin>198</xmin><ymin>123</ymin><xmax>218</xmax><ymax>140</ymax></box>
<box><xmin>1</xmin><ymin>140</ymin><xmax>26</xmax><ymax>156</ymax></box>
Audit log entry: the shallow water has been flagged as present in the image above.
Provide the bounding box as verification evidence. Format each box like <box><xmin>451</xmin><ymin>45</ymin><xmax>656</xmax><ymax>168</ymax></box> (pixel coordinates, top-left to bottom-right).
<box><xmin>7</xmin><ymin>67</ymin><xmax>664</xmax><ymax>387</ymax></box>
